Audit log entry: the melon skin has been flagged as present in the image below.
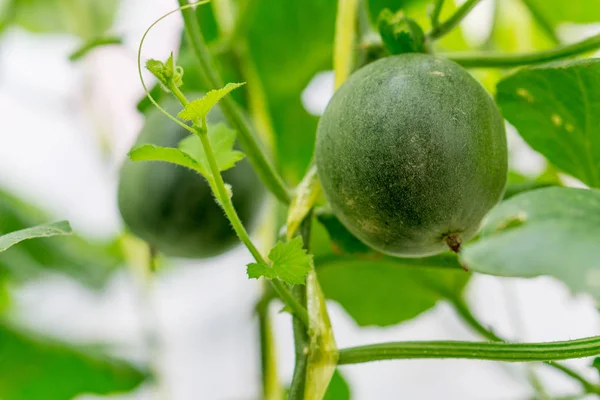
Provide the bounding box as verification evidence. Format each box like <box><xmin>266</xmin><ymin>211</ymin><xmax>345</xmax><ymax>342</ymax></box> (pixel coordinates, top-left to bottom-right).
<box><xmin>315</xmin><ymin>54</ymin><xmax>507</xmax><ymax>257</ymax></box>
<box><xmin>118</xmin><ymin>98</ymin><xmax>263</xmax><ymax>258</ymax></box>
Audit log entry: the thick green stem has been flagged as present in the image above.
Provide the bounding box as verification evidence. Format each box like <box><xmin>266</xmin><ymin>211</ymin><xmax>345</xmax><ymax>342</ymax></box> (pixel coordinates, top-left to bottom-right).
<box><xmin>288</xmin><ymin>217</ymin><xmax>313</xmax><ymax>400</ymax></box>
<box><xmin>448</xmin><ymin>33</ymin><xmax>600</xmax><ymax>68</ymax></box>
<box><xmin>177</xmin><ymin>0</ymin><xmax>291</xmax><ymax>204</ymax></box>
<box><xmin>449</xmin><ymin>297</ymin><xmax>600</xmax><ymax>394</ymax></box>
<box><xmin>428</xmin><ymin>0</ymin><xmax>483</xmax><ymax>40</ymax></box>
<box><xmin>520</xmin><ymin>0</ymin><xmax>560</xmax><ymax>45</ymax></box>
<box><xmin>337</xmin><ymin>335</ymin><xmax>600</xmax><ymax>365</ymax></box>
<box><xmin>257</xmin><ymin>283</ymin><xmax>283</xmax><ymax>400</ymax></box>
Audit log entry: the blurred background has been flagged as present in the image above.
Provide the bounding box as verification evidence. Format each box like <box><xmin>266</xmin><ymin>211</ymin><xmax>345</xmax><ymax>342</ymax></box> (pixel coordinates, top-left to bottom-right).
<box><xmin>0</xmin><ymin>0</ymin><xmax>599</xmax><ymax>399</ymax></box>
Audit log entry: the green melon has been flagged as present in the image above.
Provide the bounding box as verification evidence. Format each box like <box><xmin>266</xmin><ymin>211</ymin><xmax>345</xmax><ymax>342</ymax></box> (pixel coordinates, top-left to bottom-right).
<box><xmin>315</xmin><ymin>54</ymin><xmax>507</xmax><ymax>257</ymax></box>
<box><xmin>118</xmin><ymin>98</ymin><xmax>263</xmax><ymax>258</ymax></box>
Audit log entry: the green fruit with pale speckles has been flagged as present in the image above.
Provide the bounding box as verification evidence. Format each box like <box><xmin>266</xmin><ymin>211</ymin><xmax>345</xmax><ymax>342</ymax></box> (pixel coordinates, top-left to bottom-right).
<box><xmin>316</xmin><ymin>54</ymin><xmax>508</xmax><ymax>257</ymax></box>
<box><xmin>118</xmin><ymin>97</ymin><xmax>263</xmax><ymax>258</ymax></box>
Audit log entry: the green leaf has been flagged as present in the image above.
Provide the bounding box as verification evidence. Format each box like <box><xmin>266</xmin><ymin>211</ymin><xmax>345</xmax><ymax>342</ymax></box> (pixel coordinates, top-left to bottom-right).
<box><xmin>316</xmin><ymin>253</ymin><xmax>467</xmax><ymax>327</ymax></box>
<box><xmin>0</xmin><ymin>322</ymin><xmax>147</xmax><ymax>400</ymax></box>
<box><xmin>503</xmin><ymin>170</ymin><xmax>560</xmax><ymax>199</ymax></box>
<box><xmin>178</xmin><ymin>123</ymin><xmax>245</xmax><ymax>173</ymax></box>
<box><xmin>0</xmin><ymin>221</ymin><xmax>72</xmax><ymax>253</ymax></box>
<box><xmin>316</xmin><ymin>210</ymin><xmax>373</xmax><ymax>255</ymax></box>
<box><xmin>7</xmin><ymin>0</ymin><xmax>118</xmax><ymax>39</ymax></box>
<box><xmin>305</xmin><ymin>269</ymin><xmax>338</xmax><ymax>400</ymax></box>
<box><xmin>378</xmin><ymin>9</ymin><xmax>425</xmax><ymax>55</ymax></box>
<box><xmin>314</xmin><ymin>210</ymin><xmax>467</xmax><ymax>327</ymax></box>
<box><xmin>128</xmin><ymin>144</ymin><xmax>208</xmax><ymax>177</ymax></box>
<box><xmin>178</xmin><ymin>83</ymin><xmax>245</xmax><ymax>122</ymax></box>
<box><xmin>323</xmin><ymin>369</ymin><xmax>351</xmax><ymax>400</ymax></box>
<box><xmin>461</xmin><ymin>187</ymin><xmax>600</xmax><ymax>302</ymax></box>
<box><xmin>496</xmin><ymin>59</ymin><xmax>600</xmax><ymax>188</ymax></box>
<box><xmin>247</xmin><ymin>237</ymin><xmax>313</xmax><ymax>285</ymax></box>
<box><xmin>0</xmin><ymin>188</ymin><xmax>124</xmax><ymax>287</ymax></box>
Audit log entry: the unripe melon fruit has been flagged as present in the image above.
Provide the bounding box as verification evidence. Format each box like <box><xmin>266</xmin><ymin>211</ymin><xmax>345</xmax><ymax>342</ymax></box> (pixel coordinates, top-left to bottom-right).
<box><xmin>118</xmin><ymin>98</ymin><xmax>263</xmax><ymax>258</ymax></box>
<box><xmin>316</xmin><ymin>54</ymin><xmax>507</xmax><ymax>257</ymax></box>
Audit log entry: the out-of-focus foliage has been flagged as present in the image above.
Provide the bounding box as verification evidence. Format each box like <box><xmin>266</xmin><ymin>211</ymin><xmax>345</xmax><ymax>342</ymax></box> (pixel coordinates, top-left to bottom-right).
<box><xmin>244</xmin><ymin>0</ymin><xmax>337</xmax><ymax>182</ymax></box>
<box><xmin>1</xmin><ymin>0</ymin><xmax>118</xmax><ymax>38</ymax></box>
<box><xmin>0</xmin><ymin>189</ymin><xmax>124</xmax><ymax>287</ymax></box>
<box><xmin>0</xmin><ymin>322</ymin><xmax>147</xmax><ymax>400</ymax></box>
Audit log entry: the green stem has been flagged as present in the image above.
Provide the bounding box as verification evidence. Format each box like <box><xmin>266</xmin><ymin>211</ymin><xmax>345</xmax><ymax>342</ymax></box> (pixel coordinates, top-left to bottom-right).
<box><xmin>520</xmin><ymin>0</ymin><xmax>560</xmax><ymax>45</ymax></box>
<box><xmin>449</xmin><ymin>297</ymin><xmax>600</xmax><ymax>394</ymax></box>
<box><xmin>166</xmin><ymin>84</ymin><xmax>308</xmax><ymax>327</ymax></box>
<box><xmin>288</xmin><ymin>217</ymin><xmax>313</xmax><ymax>400</ymax></box>
<box><xmin>448</xmin><ymin>33</ymin><xmax>600</xmax><ymax>68</ymax></box>
<box><xmin>429</xmin><ymin>0</ymin><xmax>445</xmax><ymax>28</ymax></box>
<box><xmin>428</xmin><ymin>0</ymin><xmax>483</xmax><ymax>40</ymax></box>
<box><xmin>177</xmin><ymin>0</ymin><xmax>291</xmax><ymax>204</ymax></box>
<box><xmin>337</xmin><ymin>335</ymin><xmax>600</xmax><ymax>365</ymax></box>
<box><xmin>334</xmin><ymin>0</ymin><xmax>359</xmax><ymax>89</ymax></box>
<box><xmin>196</xmin><ymin>131</ymin><xmax>264</xmax><ymax>261</ymax></box>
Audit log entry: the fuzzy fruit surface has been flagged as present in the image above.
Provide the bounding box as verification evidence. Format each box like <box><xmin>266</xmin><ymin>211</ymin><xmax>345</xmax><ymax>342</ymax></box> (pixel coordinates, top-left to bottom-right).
<box><xmin>316</xmin><ymin>54</ymin><xmax>507</xmax><ymax>257</ymax></box>
<box><xmin>118</xmin><ymin>98</ymin><xmax>263</xmax><ymax>258</ymax></box>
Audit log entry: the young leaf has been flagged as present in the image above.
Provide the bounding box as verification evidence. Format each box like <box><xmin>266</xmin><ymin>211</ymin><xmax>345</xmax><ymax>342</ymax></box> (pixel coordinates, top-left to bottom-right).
<box><xmin>461</xmin><ymin>187</ymin><xmax>600</xmax><ymax>303</ymax></box>
<box><xmin>0</xmin><ymin>221</ymin><xmax>72</xmax><ymax>253</ymax></box>
<box><xmin>145</xmin><ymin>59</ymin><xmax>169</xmax><ymax>90</ymax></box>
<box><xmin>178</xmin><ymin>83</ymin><xmax>246</xmax><ymax>122</ymax></box>
<box><xmin>178</xmin><ymin>123</ymin><xmax>245</xmax><ymax>174</ymax></box>
<box><xmin>247</xmin><ymin>237</ymin><xmax>313</xmax><ymax>285</ymax></box>
<box><xmin>128</xmin><ymin>144</ymin><xmax>208</xmax><ymax>177</ymax></box>
<box><xmin>378</xmin><ymin>8</ymin><xmax>425</xmax><ymax>54</ymax></box>
<box><xmin>496</xmin><ymin>59</ymin><xmax>600</xmax><ymax>188</ymax></box>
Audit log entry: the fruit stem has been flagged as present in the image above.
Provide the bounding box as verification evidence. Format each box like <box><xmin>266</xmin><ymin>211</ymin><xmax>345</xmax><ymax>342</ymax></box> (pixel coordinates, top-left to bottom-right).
<box><xmin>449</xmin><ymin>295</ymin><xmax>600</xmax><ymax>395</ymax></box>
<box><xmin>427</xmin><ymin>0</ymin><xmax>483</xmax><ymax>40</ymax></box>
<box><xmin>447</xmin><ymin>32</ymin><xmax>600</xmax><ymax>68</ymax></box>
<box><xmin>337</xmin><ymin>335</ymin><xmax>600</xmax><ymax>364</ymax></box>
<box><xmin>177</xmin><ymin>0</ymin><xmax>291</xmax><ymax>204</ymax></box>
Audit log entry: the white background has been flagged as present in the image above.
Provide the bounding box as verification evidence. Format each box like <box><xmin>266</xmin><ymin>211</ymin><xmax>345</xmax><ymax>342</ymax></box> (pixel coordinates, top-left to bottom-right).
<box><xmin>0</xmin><ymin>0</ymin><xmax>599</xmax><ymax>399</ymax></box>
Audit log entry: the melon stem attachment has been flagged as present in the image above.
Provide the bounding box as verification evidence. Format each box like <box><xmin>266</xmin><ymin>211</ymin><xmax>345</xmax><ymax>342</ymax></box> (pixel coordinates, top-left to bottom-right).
<box><xmin>444</xmin><ymin>233</ymin><xmax>462</xmax><ymax>253</ymax></box>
